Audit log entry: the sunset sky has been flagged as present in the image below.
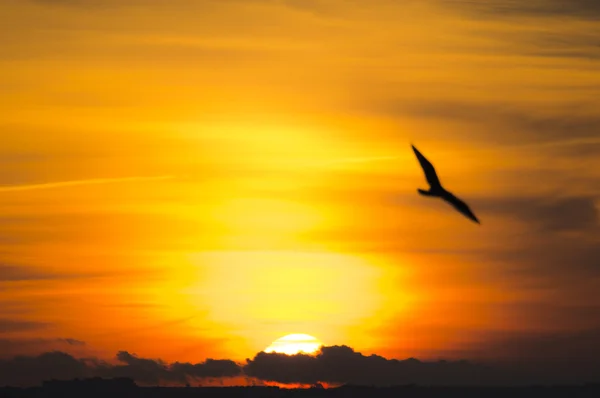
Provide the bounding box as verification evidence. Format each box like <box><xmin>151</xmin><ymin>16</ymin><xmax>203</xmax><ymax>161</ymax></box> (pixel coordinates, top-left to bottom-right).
<box><xmin>1</xmin><ymin>0</ymin><xmax>600</xmax><ymax>385</ymax></box>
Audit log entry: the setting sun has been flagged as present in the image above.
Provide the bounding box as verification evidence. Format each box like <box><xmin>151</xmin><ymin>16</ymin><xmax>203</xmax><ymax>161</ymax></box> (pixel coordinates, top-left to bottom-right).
<box><xmin>264</xmin><ymin>334</ymin><xmax>323</xmax><ymax>356</ymax></box>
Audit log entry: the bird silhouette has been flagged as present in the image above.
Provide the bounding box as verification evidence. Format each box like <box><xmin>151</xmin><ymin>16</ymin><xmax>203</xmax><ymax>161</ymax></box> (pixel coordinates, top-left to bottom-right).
<box><xmin>411</xmin><ymin>144</ymin><xmax>480</xmax><ymax>224</ymax></box>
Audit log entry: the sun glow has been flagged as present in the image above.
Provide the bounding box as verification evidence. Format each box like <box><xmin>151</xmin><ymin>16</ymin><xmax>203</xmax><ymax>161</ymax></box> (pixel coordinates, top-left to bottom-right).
<box><xmin>264</xmin><ymin>334</ymin><xmax>323</xmax><ymax>356</ymax></box>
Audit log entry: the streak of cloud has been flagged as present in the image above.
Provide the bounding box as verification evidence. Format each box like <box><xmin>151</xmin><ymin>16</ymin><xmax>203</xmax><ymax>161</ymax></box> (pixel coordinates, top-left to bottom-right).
<box><xmin>0</xmin><ymin>175</ymin><xmax>176</xmax><ymax>193</ymax></box>
<box><xmin>0</xmin><ymin>319</ymin><xmax>49</xmax><ymax>332</ymax></box>
<box><xmin>305</xmin><ymin>156</ymin><xmax>402</xmax><ymax>169</ymax></box>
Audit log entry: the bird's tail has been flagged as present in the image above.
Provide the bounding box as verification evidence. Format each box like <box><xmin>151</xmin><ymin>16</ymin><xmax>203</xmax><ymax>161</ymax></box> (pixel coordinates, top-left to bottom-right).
<box><xmin>417</xmin><ymin>189</ymin><xmax>435</xmax><ymax>196</ymax></box>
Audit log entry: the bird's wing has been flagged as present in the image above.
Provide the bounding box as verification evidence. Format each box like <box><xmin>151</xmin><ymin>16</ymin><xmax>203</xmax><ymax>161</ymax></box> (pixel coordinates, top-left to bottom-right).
<box><xmin>411</xmin><ymin>145</ymin><xmax>441</xmax><ymax>188</ymax></box>
<box><xmin>443</xmin><ymin>191</ymin><xmax>480</xmax><ymax>224</ymax></box>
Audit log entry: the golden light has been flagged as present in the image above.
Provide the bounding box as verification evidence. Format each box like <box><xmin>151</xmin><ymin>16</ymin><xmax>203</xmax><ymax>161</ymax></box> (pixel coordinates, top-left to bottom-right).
<box><xmin>264</xmin><ymin>333</ymin><xmax>323</xmax><ymax>356</ymax></box>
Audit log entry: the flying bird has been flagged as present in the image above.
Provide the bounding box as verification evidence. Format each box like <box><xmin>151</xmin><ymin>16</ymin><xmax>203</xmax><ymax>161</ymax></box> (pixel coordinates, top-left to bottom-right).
<box><xmin>411</xmin><ymin>144</ymin><xmax>480</xmax><ymax>224</ymax></box>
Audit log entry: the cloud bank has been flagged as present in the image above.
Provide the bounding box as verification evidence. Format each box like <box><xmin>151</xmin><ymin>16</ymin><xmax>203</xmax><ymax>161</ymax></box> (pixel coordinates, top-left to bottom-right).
<box><xmin>2</xmin><ymin>344</ymin><xmax>600</xmax><ymax>387</ymax></box>
<box><xmin>0</xmin><ymin>350</ymin><xmax>242</xmax><ymax>387</ymax></box>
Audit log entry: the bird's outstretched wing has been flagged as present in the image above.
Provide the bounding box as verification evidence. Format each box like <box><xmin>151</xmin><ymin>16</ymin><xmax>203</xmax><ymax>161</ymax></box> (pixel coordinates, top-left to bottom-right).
<box><xmin>442</xmin><ymin>191</ymin><xmax>480</xmax><ymax>224</ymax></box>
<box><xmin>412</xmin><ymin>145</ymin><xmax>441</xmax><ymax>188</ymax></box>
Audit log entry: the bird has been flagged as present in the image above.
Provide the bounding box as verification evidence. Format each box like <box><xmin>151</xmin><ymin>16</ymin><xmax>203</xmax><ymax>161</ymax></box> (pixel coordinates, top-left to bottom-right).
<box><xmin>411</xmin><ymin>144</ymin><xmax>480</xmax><ymax>224</ymax></box>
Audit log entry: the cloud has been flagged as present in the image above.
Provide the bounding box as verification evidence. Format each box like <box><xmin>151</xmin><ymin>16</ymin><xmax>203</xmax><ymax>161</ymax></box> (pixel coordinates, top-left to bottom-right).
<box><xmin>428</xmin><ymin>1</ymin><xmax>600</xmax><ymax>60</ymax></box>
<box><xmin>474</xmin><ymin>195</ymin><xmax>599</xmax><ymax>232</ymax></box>
<box><xmin>169</xmin><ymin>359</ymin><xmax>243</xmax><ymax>380</ymax></box>
<box><xmin>470</xmin><ymin>328</ymin><xmax>600</xmax><ymax>383</ymax></box>
<box><xmin>467</xmin><ymin>195</ymin><xmax>600</xmax><ymax>278</ymax></box>
<box><xmin>0</xmin><ymin>319</ymin><xmax>49</xmax><ymax>332</ymax></box>
<box><xmin>244</xmin><ymin>345</ymin><xmax>515</xmax><ymax>386</ymax></box>
<box><xmin>0</xmin><ymin>262</ymin><xmax>134</xmax><ymax>283</ymax></box>
<box><xmin>0</xmin><ymin>352</ymin><xmax>90</xmax><ymax>387</ymax></box>
<box><xmin>0</xmin><ymin>264</ymin><xmax>53</xmax><ymax>282</ymax></box>
<box><xmin>490</xmin><ymin>236</ymin><xmax>600</xmax><ymax>285</ymax></box>
<box><xmin>382</xmin><ymin>100</ymin><xmax>600</xmax><ymax>144</ymax></box>
<box><xmin>5</xmin><ymin>341</ymin><xmax>600</xmax><ymax>387</ymax></box>
<box><xmin>484</xmin><ymin>328</ymin><xmax>600</xmax><ymax>362</ymax></box>
<box><xmin>437</xmin><ymin>0</ymin><xmax>600</xmax><ymax>20</ymax></box>
<box><xmin>372</xmin><ymin>301</ymin><xmax>600</xmax><ymax>357</ymax></box>
<box><xmin>454</xmin><ymin>195</ymin><xmax>600</xmax><ymax>291</ymax></box>
<box><xmin>0</xmin><ymin>176</ymin><xmax>175</xmax><ymax>193</ymax></box>
<box><xmin>0</xmin><ymin>350</ymin><xmax>242</xmax><ymax>387</ymax></box>
<box><xmin>0</xmin><ymin>338</ymin><xmax>86</xmax><ymax>358</ymax></box>
<box><xmin>57</xmin><ymin>338</ymin><xmax>86</xmax><ymax>346</ymax></box>
<box><xmin>100</xmin><ymin>352</ymin><xmax>243</xmax><ymax>384</ymax></box>
<box><xmin>96</xmin><ymin>351</ymin><xmax>171</xmax><ymax>385</ymax></box>
<box><xmin>0</xmin><ymin>347</ymin><xmax>499</xmax><ymax>387</ymax></box>
<box><xmin>0</xmin><ymin>264</ymin><xmax>111</xmax><ymax>282</ymax></box>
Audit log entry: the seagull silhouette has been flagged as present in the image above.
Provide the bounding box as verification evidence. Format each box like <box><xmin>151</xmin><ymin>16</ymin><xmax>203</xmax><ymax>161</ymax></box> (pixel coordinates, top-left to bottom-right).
<box><xmin>411</xmin><ymin>144</ymin><xmax>480</xmax><ymax>224</ymax></box>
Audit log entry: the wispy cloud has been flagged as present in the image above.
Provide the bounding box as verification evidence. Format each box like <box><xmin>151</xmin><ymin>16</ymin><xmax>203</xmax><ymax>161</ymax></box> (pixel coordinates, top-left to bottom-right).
<box><xmin>0</xmin><ymin>175</ymin><xmax>175</xmax><ymax>193</ymax></box>
<box><xmin>0</xmin><ymin>338</ymin><xmax>86</xmax><ymax>359</ymax></box>
<box><xmin>0</xmin><ymin>318</ymin><xmax>49</xmax><ymax>332</ymax></box>
<box><xmin>57</xmin><ymin>338</ymin><xmax>86</xmax><ymax>346</ymax></box>
<box><xmin>0</xmin><ymin>264</ymin><xmax>116</xmax><ymax>282</ymax></box>
<box><xmin>373</xmin><ymin>99</ymin><xmax>600</xmax><ymax>144</ymax></box>
<box><xmin>436</xmin><ymin>0</ymin><xmax>600</xmax><ymax>20</ymax></box>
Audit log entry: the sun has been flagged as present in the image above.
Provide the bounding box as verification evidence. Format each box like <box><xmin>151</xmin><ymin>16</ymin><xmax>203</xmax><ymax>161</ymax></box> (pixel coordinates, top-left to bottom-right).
<box><xmin>264</xmin><ymin>333</ymin><xmax>323</xmax><ymax>355</ymax></box>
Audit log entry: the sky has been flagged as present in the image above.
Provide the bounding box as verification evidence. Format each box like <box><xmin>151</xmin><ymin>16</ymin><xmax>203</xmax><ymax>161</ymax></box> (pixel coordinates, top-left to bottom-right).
<box><xmin>1</xmin><ymin>0</ymin><xmax>600</xmax><ymax>387</ymax></box>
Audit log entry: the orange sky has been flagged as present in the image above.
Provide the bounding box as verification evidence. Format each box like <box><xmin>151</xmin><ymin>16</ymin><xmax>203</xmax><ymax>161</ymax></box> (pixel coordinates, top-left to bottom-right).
<box><xmin>1</xmin><ymin>0</ymin><xmax>599</xmax><ymax>367</ymax></box>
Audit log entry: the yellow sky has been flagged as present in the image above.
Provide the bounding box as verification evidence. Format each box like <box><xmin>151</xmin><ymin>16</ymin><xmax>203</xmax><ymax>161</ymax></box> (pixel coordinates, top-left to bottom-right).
<box><xmin>1</xmin><ymin>0</ymin><xmax>599</xmax><ymax>364</ymax></box>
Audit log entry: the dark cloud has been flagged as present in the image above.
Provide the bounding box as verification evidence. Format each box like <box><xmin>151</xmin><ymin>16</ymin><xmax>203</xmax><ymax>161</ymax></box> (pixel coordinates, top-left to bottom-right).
<box><xmin>5</xmin><ymin>343</ymin><xmax>600</xmax><ymax>387</ymax></box>
<box><xmin>550</xmin><ymin>140</ymin><xmax>600</xmax><ymax>158</ymax></box>
<box><xmin>495</xmin><ymin>30</ymin><xmax>600</xmax><ymax>62</ymax></box>
<box><xmin>474</xmin><ymin>195</ymin><xmax>599</xmax><ymax>232</ymax></box>
<box><xmin>170</xmin><ymin>359</ymin><xmax>244</xmax><ymax>380</ymax></box>
<box><xmin>0</xmin><ymin>319</ymin><xmax>49</xmax><ymax>332</ymax></box>
<box><xmin>58</xmin><ymin>338</ymin><xmax>86</xmax><ymax>346</ymax></box>
<box><xmin>485</xmin><ymin>328</ymin><xmax>600</xmax><ymax>362</ymax></box>
<box><xmin>471</xmin><ymin>328</ymin><xmax>600</xmax><ymax>383</ymax></box>
<box><xmin>459</xmin><ymin>196</ymin><xmax>600</xmax><ymax>290</ymax></box>
<box><xmin>99</xmin><ymin>352</ymin><xmax>243</xmax><ymax>384</ymax></box>
<box><xmin>0</xmin><ymin>263</ymin><xmax>127</xmax><ymax>282</ymax></box>
<box><xmin>0</xmin><ymin>350</ymin><xmax>242</xmax><ymax>387</ymax></box>
<box><xmin>244</xmin><ymin>345</ymin><xmax>518</xmax><ymax>386</ymax></box>
<box><xmin>467</xmin><ymin>195</ymin><xmax>600</xmax><ymax>283</ymax></box>
<box><xmin>519</xmin><ymin>31</ymin><xmax>600</xmax><ymax>60</ymax></box>
<box><xmin>528</xmin><ymin>49</ymin><xmax>600</xmax><ymax>60</ymax></box>
<box><xmin>388</xmin><ymin>100</ymin><xmax>600</xmax><ymax>144</ymax></box>
<box><xmin>301</xmin><ymin>192</ymin><xmax>599</xmax><ymax>256</ymax></box>
<box><xmin>468</xmin><ymin>304</ymin><xmax>600</xmax><ymax>344</ymax></box>
<box><xmin>488</xmin><ymin>236</ymin><xmax>600</xmax><ymax>285</ymax></box>
<box><xmin>0</xmin><ymin>352</ymin><xmax>90</xmax><ymax>387</ymax></box>
<box><xmin>0</xmin><ymin>300</ymin><xmax>35</xmax><ymax>316</ymax></box>
<box><xmin>436</xmin><ymin>0</ymin><xmax>600</xmax><ymax>60</ymax></box>
<box><xmin>438</xmin><ymin>0</ymin><xmax>600</xmax><ymax>20</ymax></box>
<box><xmin>97</xmin><ymin>351</ymin><xmax>171</xmax><ymax>385</ymax></box>
<box><xmin>0</xmin><ymin>264</ymin><xmax>73</xmax><ymax>282</ymax></box>
<box><xmin>0</xmin><ymin>338</ymin><xmax>86</xmax><ymax>358</ymax></box>
<box><xmin>381</xmin><ymin>326</ymin><xmax>600</xmax><ymax>383</ymax></box>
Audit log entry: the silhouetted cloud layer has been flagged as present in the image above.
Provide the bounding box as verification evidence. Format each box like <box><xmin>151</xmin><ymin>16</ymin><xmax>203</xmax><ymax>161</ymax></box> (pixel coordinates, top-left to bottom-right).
<box><xmin>0</xmin><ymin>350</ymin><xmax>242</xmax><ymax>387</ymax></box>
<box><xmin>3</xmin><ymin>343</ymin><xmax>600</xmax><ymax>387</ymax></box>
<box><xmin>244</xmin><ymin>345</ymin><xmax>498</xmax><ymax>386</ymax></box>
